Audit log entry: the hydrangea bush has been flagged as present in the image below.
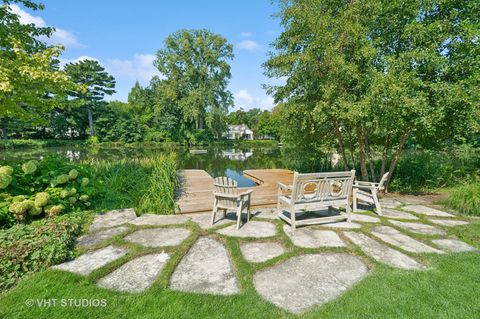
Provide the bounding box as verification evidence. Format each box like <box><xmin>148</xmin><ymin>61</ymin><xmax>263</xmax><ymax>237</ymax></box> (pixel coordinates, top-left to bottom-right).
<box><xmin>0</xmin><ymin>156</ymin><xmax>96</xmax><ymax>227</ymax></box>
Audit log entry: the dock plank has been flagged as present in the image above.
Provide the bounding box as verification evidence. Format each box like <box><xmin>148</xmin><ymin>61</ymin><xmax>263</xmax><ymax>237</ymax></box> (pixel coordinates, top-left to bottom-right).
<box><xmin>176</xmin><ymin>169</ymin><xmax>294</xmax><ymax>214</ymax></box>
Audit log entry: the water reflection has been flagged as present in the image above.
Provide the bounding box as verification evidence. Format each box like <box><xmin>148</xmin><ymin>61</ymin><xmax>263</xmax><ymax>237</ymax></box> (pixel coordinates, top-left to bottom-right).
<box><xmin>1</xmin><ymin>144</ymin><xmax>335</xmax><ymax>182</ymax></box>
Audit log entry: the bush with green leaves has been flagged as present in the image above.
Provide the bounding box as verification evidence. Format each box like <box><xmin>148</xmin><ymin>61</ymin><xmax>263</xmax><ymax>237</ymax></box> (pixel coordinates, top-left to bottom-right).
<box><xmin>0</xmin><ymin>212</ymin><xmax>90</xmax><ymax>292</ymax></box>
<box><xmin>0</xmin><ymin>156</ymin><xmax>97</xmax><ymax>228</ymax></box>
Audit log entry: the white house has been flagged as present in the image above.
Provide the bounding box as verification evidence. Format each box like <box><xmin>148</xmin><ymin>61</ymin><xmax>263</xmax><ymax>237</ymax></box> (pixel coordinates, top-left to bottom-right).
<box><xmin>224</xmin><ymin>124</ymin><xmax>254</xmax><ymax>140</ymax></box>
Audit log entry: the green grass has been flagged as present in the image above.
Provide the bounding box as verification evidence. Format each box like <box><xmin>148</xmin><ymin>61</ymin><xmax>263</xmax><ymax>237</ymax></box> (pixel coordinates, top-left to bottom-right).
<box><xmin>86</xmin><ymin>154</ymin><xmax>178</xmax><ymax>214</ymax></box>
<box><xmin>1</xmin><ymin>207</ymin><xmax>479</xmax><ymax>319</ymax></box>
<box><xmin>442</xmin><ymin>182</ymin><xmax>480</xmax><ymax>216</ymax></box>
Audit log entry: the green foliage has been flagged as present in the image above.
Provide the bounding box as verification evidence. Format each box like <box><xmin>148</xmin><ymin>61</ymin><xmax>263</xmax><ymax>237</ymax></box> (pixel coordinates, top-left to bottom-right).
<box><xmin>87</xmin><ymin>154</ymin><xmax>178</xmax><ymax>214</ymax></box>
<box><xmin>442</xmin><ymin>182</ymin><xmax>480</xmax><ymax>216</ymax></box>
<box><xmin>0</xmin><ymin>0</ymin><xmax>75</xmax><ymax>127</ymax></box>
<box><xmin>0</xmin><ymin>212</ymin><xmax>88</xmax><ymax>291</ymax></box>
<box><xmin>390</xmin><ymin>147</ymin><xmax>480</xmax><ymax>192</ymax></box>
<box><xmin>265</xmin><ymin>0</ymin><xmax>480</xmax><ymax>184</ymax></box>
<box><xmin>153</xmin><ymin>29</ymin><xmax>234</xmax><ymax>139</ymax></box>
<box><xmin>0</xmin><ymin>156</ymin><xmax>97</xmax><ymax>227</ymax></box>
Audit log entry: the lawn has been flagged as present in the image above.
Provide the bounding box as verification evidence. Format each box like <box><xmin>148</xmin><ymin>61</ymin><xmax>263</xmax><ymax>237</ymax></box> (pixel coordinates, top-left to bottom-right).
<box><xmin>0</xmin><ymin>208</ymin><xmax>479</xmax><ymax>319</ymax></box>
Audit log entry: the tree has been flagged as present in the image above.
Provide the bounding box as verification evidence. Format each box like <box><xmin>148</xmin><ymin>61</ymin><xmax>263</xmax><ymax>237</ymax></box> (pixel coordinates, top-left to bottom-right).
<box><xmin>153</xmin><ymin>29</ymin><xmax>234</xmax><ymax>139</ymax></box>
<box><xmin>265</xmin><ymin>0</ymin><xmax>479</xmax><ymax>188</ymax></box>
<box><xmin>0</xmin><ymin>0</ymin><xmax>74</xmax><ymax>140</ymax></box>
<box><xmin>64</xmin><ymin>60</ymin><xmax>115</xmax><ymax>137</ymax></box>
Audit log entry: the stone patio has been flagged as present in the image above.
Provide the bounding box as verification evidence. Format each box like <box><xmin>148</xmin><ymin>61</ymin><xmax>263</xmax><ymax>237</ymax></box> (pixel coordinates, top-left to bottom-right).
<box><xmin>254</xmin><ymin>253</ymin><xmax>368</xmax><ymax>313</ymax></box>
<box><xmin>169</xmin><ymin>237</ymin><xmax>239</xmax><ymax>295</ymax></box>
<box><xmin>124</xmin><ymin>228</ymin><xmax>191</xmax><ymax>247</ymax></box>
<box><xmin>51</xmin><ymin>203</ymin><xmax>476</xmax><ymax>313</ymax></box>
<box><xmin>283</xmin><ymin>226</ymin><xmax>345</xmax><ymax>248</ymax></box>
<box><xmin>240</xmin><ymin>242</ymin><xmax>285</xmax><ymax>263</ymax></box>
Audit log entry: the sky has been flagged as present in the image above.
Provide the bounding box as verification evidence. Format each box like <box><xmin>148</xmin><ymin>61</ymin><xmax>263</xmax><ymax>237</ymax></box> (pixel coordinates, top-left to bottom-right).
<box><xmin>11</xmin><ymin>0</ymin><xmax>285</xmax><ymax>111</ymax></box>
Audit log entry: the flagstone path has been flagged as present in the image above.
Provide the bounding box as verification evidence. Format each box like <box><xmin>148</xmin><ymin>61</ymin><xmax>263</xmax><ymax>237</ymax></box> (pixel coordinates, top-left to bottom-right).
<box><xmin>51</xmin><ymin>201</ymin><xmax>476</xmax><ymax>314</ymax></box>
<box><xmin>169</xmin><ymin>237</ymin><xmax>239</xmax><ymax>295</ymax></box>
<box><xmin>240</xmin><ymin>242</ymin><xmax>285</xmax><ymax>263</ymax></box>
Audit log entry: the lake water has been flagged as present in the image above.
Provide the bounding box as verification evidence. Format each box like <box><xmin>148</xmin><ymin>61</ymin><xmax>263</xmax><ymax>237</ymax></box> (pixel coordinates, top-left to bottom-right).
<box><xmin>0</xmin><ymin>145</ymin><xmax>334</xmax><ymax>187</ymax></box>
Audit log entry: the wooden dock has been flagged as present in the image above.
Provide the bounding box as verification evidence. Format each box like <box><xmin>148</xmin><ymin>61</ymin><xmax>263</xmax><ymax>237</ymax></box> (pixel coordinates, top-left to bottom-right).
<box><xmin>176</xmin><ymin>169</ymin><xmax>294</xmax><ymax>214</ymax></box>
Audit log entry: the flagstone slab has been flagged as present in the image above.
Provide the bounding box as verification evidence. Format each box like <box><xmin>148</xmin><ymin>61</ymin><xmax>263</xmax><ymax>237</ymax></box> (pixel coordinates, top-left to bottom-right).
<box><xmin>97</xmin><ymin>253</ymin><xmax>169</xmax><ymax>293</ymax></box>
<box><xmin>252</xmin><ymin>208</ymin><xmax>278</xmax><ymax>219</ymax></box>
<box><xmin>432</xmin><ymin>239</ymin><xmax>476</xmax><ymax>253</ymax></box>
<box><xmin>170</xmin><ymin>237</ymin><xmax>239</xmax><ymax>295</ymax></box>
<box><xmin>389</xmin><ymin>220</ymin><xmax>447</xmax><ymax>235</ymax></box>
<box><xmin>124</xmin><ymin>228</ymin><xmax>191</xmax><ymax>247</ymax></box>
<box><xmin>216</xmin><ymin>221</ymin><xmax>276</xmax><ymax>238</ymax></box>
<box><xmin>371</xmin><ymin>226</ymin><xmax>443</xmax><ymax>254</ymax></box>
<box><xmin>283</xmin><ymin>225</ymin><xmax>345</xmax><ymax>248</ymax></box>
<box><xmin>428</xmin><ymin>219</ymin><xmax>469</xmax><ymax>227</ymax></box>
<box><xmin>254</xmin><ymin>253</ymin><xmax>368</xmax><ymax>313</ymax></box>
<box><xmin>403</xmin><ymin>205</ymin><xmax>454</xmax><ymax>217</ymax></box>
<box><xmin>77</xmin><ymin>226</ymin><xmax>129</xmax><ymax>247</ymax></box>
<box><xmin>344</xmin><ymin>232</ymin><xmax>424</xmax><ymax>269</ymax></box>
<box><xmin>240</xmin><ymin>242</ymin><xmax>285</xmax><ymax>263</ymax></box>
<box><xmin>382</xmin><ymin>209</ymin><xmax>419</xmax><ymax>220</ymax></box>
<box><xmin>350</xmin><ymin>213</ymin><xmax>380</xmax><ymax>223</ymax></box>
<box><xmin>128</xmin><ymin>214</ymin><xmax>190</xmax><ymax>226</ymax></box>
<box><xmin>189</xmin><ymin>212</ymin><xmax>236</xmax><ymax>229</ymax></box>
<box><xmin>318</xmin><ymin>221</ymin><xmax>362</xmax><ymax>229</ymax></box>
<box><xmin>379</xmin><ymin>198</ymin><xmax>403</xmax><ymax>208</ymax></box>
<box><xmin>53</xmin><ymin>245</ymin><xmax>129</xmax><ymax>275</ymax></box>
<box><xmin>90</xmin><ymin>208</ymin><xmax>137</xmax><ymax>232</ymax></box>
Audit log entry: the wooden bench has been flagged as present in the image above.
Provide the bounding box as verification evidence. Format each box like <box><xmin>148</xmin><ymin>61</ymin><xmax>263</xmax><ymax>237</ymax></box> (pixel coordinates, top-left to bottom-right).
<box><xmin>277</xmin><ymin>170</ymin><xmax>356</xmax><ymax>231</ymax></box>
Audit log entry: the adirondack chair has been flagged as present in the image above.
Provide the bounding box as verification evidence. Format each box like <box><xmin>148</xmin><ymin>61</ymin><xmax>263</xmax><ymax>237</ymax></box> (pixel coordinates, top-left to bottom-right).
<box><xmin>352</xmin><ymin>172</ymin><xmax>389</xmax><ymax>215</ymax></box>
<box><xmin>277</xmin><ymin>170</ymin><xmax>356</xmax><ymax>231</ymax></box>
<box><xmin>211</xmin><ymin>176</ymin><xmax>253</xmax><ymax>229</ymax></box>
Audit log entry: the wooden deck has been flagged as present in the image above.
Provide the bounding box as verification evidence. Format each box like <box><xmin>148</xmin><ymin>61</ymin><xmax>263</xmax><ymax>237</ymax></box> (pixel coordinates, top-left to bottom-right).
<box><xmin>176</xmin><ymin>169</ymin><xmax>294</xmax><ymax>214</ymax></box>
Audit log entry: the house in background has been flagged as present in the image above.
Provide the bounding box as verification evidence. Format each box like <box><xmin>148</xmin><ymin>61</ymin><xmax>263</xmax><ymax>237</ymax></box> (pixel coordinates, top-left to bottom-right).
<box><xmin>224</xmin><ymin>124</ymin><xmax>254</xmax><ymax>140</ymax></box>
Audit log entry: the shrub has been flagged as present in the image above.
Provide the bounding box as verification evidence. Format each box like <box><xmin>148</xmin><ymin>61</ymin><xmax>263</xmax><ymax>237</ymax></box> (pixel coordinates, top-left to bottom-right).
<box><xmin>87</xmin><ymin>154</ymin><xmax>178</xmax><ymax>214</ymax></box>
<box><xmin>442</xmin><ymin>182</ymin><xmax>480</xmax><ymax>216</ymax></box>
<box><xmin>0</xmin><ymin>156</ymin><xmax>97</xmax><ymax>228</ymax></box>
<box><xmin>0</xmin><ymin>212</ymin><xmax>89</xmax><ymax>292</ymax></box>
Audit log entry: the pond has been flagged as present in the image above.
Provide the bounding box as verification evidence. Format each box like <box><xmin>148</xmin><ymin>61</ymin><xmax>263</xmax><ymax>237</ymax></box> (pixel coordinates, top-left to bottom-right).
<box><xmin>0</xmin><ymin>145</ymin><xmax>334</xmax><ymax>187</ymax></box>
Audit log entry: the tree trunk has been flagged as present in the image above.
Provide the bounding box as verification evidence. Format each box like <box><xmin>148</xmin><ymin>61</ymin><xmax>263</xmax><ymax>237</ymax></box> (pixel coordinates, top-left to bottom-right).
<box><xmin>334</xmin><ymin>120</ymin><xmax>349</xmax><ymax>170</ymax></box>
<box><xmin>87</xmin><ymin>107</ymin><xmax>95</xmax><ymax>136</ymax></box>
<box><xmin>357</xmin><ymin>126</ymin><xmax>369</xmax><ymax>181</ymax></box>
<box><xmin>380</xmin><ymin>134</ymin><xmax>390</xmax><ymax>178</ymax></box>
<box><xmin>385</xmin><ymin>128</ymin><xmax>411</xmax><ymax>191</ymax></box>
<box><xmin>347</xmin><ymin>128</ymin><xmax>356</xmax><ymax>169</ymax></box>
<box><xmin>364</xmin><ymin>131</ymin><xmax>377</xmax><ymax>182</ymax></box>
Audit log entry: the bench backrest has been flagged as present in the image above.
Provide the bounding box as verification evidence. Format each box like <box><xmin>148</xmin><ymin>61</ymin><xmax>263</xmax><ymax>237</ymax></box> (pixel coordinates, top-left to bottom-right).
<box><xmin>214</xmin><ymin>176</ymin><xmax>238</xmax><ymax>209</ymax></box>
<box><xmin>290</xmin><ymin>170</ymin><xmax>355</xmax><ymax>204</ymax></box>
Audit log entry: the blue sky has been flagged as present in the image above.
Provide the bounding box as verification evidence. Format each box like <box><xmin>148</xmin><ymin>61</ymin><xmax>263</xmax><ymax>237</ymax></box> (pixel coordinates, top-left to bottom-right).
<box><xmin>11</xmin><ymin>0</ymin><xmax>284</xmax><ymax>110</ymax></box>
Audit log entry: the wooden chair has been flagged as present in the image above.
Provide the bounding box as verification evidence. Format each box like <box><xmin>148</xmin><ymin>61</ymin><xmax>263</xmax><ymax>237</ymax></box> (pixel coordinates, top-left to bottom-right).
<box><xmin>211</xmin><ymin>176</ymin><xmax>253</xmax><ymax>229</ymax></box>
<box><xmin>352</xmin><ymin>172</ymin><xmax>389</xmax><ymax>215</ymax></box>
<box><xmin>277</xmin><ymin>170</ymin><xmax>356</xmax><ymax>231</ymax></box>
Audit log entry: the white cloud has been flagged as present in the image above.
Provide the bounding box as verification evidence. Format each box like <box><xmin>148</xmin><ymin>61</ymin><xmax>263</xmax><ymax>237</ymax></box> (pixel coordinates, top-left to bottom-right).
<box><xmin>237</xmin><ymin>40</ymin><xmax>261</xmax><ymax>52</ymax></box>
<box><xmin>240</xmin><ymin>32</ymin><xmax>253</xmax><ymax>37</ymax></box>
<box><xmin>105</xmin><ymin>54</ymin><xmax>161</xmax><ymax>82</ymax></box>
<box><xmin>234</xmin><ymin>89</ymin><xmax>274</xmax><ymax>110</ymax></box>
<box><xmin>9</xmin><ymin>4</ymin><xmax>82</xmax><ymax>48</ymax></box>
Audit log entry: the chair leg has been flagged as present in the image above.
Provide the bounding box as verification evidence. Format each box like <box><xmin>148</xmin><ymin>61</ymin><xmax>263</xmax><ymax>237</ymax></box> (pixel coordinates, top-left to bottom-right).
<box><xmin>353</xmin><ymin>189</ymin><xmax>358</xmax><ymax>212</ymax></box>
<box><xmin>236</xmin><ymin>205</ymin><xmax>242</xmax><ymax>230</ymax></box>
<box><xmin>211</xmin><ymin>198</ymin><xmax>218</xmax><ymax>226</ymax></box>
<box><xmin>346</xmin><ymin>201</ymin><xmax>352</xmax><ymax>222</ymax></box>
<box><xmin>247</xmin><ymin>201</ymin><xmax>251</xmax><ymax>222</ymax></box>
<box><xmin>372</xmin><ymin>190</ymin><xmax>382</xmax><ymax>216</ymax></box>
<box><xmin>290</xmin><ymin>206</ymin><xmax>296</xmax><ymax>232</ymax></box>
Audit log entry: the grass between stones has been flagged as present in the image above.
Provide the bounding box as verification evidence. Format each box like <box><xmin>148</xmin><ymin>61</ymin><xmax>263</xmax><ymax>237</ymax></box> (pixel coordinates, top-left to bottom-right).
<box><xmin>0</xmin><ymin>209</ymin><xmax>479</xmax><ymax>319</ymax></box>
